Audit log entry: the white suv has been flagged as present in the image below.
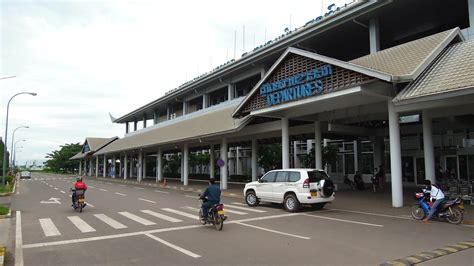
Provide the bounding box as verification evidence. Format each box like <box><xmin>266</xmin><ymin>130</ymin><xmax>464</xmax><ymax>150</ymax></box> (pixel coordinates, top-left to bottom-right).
<box><xmin>243</xmin><ymin>169</ymin><xmax>335</xmax><ymax>212</ymax></box>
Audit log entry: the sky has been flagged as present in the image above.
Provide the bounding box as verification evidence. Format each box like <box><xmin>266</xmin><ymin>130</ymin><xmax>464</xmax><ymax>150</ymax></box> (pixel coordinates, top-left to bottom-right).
<box><xmin>1</xmin><ymin>0</ymin><xmax>352</xmax><ymax>166</ymax></box>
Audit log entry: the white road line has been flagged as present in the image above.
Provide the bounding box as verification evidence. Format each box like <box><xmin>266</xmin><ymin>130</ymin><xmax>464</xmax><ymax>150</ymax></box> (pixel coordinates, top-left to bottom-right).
<box><xmin>145</xmin><ymin>233</ymin><xmax>201</xmax><ymax>258</ymax></box>
<box><xmin>185</xmin><ymin>195</ymin><xmax>199</xmax><ymax>199</ymax></box>
<box><xmin>54</xmin><ymin>187</ymin><xmax>58</xmax><ymax>190</ymax></box>
<box><xmin>134</xmin><ymin>187</ymin><xmax>145</xmax><ymax>190</ymax></box>
<box><xmin>141</xmin><ymin>210</ymin><xmax>182</xmax><ymax>223</ymax></box>
<box><xmin>302</xmin><ymin>213</ymin><xmax>384</xmax><ymax>227</ymax></box>
<box><xmin>154</xmin><ymin>190</ymin><xmax>169</xmax><ymax>194</ymax></box>
<box><xmin>68</xmin><ymin>216</ymin><xmax>96</xmax><ymax>233</ymax></box>
<box><xmin>228</xmin><ymin>213</ymin><xmax>300</xmax><ymax>223</ymax></box>
<box><xmin>94</xmin><ymin>214</ymin><xmax>127</xmax><ymax>229</ymax></box>
<box><xmin>235</xmin><ymin>222</ymin><xmax>310</xmax><ymax>239</ymax></box>
<box><xmin>60</xmin><ymin>190</ymin><xmax>66</xmax><ymax>194</ymax></box>
<box><xmin>226</xmin><ymin>204</ymin><xmax>266</xmax><ymax>213</ymax></box>
<box><xmin>326</xmin><ymin>208</ymin><xmax>412</xmax><ymax>220</ymax></box>
<box><xmin>99</xmin><ymin>188</ymin><xmax>108</xmax><ymax>192</ymax></box>
<box><xmin>15</xmin><ymin>211</ymin><xmax>24</xmax><ymax>266</ymax></box>
<box><xmin>85</xmin><ymin>202</ymin><xmax>95</xmax><ymax>208</ymax></box>
<box><xmin>118</xmin><ymin>212</ymin><xmax>156</xmax><ymax>226</ymax></box>
<box><xmin>39</xmin><ymin>218</ymin><xmax>61</xmax><ymax>237</ymax></box>
<box><xmin>138</xmin><ymin>198</ymin><xmax>156</xmax><ymax>204</ymax></box>
<box><xmin>115</xmin><ymin>192</ymin><xmax>126</xmax><ymax>196</ymax></box>
<box><xmin>162</xmin><ymin>208</ymin><xmax>199</xmax><ymax>220</ymax></box>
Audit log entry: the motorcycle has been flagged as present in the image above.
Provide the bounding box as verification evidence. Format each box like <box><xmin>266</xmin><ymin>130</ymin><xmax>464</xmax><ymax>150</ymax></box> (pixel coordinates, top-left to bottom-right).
<box><xmin>70</xmin><ymin>188</ymin><xmax>86</xmax><ymax>212</ymax></box>
<box><xmin>198</xmin><ymin>195</ymin><xmax>226</xmax><ymax>231</ymax></box>
<box><xmin>410</xmin><ymin>190</ymin><xmax>464</xmax><ymax>224</ymax></box>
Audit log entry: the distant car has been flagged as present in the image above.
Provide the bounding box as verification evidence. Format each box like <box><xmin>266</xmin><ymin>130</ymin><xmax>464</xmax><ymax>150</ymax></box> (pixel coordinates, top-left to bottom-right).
<box><xmin>20</xmin><ymin>171</ymin><xmax>31</xmax><ymax>179</ymax></box>
<box><xmin>243</xmin><ymin>169</ymin><xmax>335</xmax><ymax>212</ymax></box>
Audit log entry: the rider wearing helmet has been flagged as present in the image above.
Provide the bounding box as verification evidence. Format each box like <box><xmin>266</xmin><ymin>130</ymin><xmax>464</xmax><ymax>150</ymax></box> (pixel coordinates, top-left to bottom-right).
<box><xmin>200</xmin><ymin>178</ymin><xmax>221</xmax><ymax>221</ymax></box>
<box><xmin>72</xmin><ymin>177</ymin><xmax>88</xmax><ymax>206</ymax></box>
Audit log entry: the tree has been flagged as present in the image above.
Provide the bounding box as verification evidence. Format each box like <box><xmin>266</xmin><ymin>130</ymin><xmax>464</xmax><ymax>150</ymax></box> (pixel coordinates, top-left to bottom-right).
<box><xmin>0</xmin><ymin>139</ymin><xmax>10</xmax><ymax>174</ymax></box>
<box><xmin>301</xmin><ymin>145</ymin><xmax>338</xmax><ymax>169</ymax></box>
<box><xmin>258</xmin><ymin>143</ymin><xmax>282</xmax><ymax>172</ymax></box>
<box><xmin>163</xmin><ymin>154</ymin><xmax>181</xmax><ymax>174</ymax></box>
<box><xmin>44</xmin><ymin>143</ymin><xmax>82</xmax><ymax>173</ymax></box>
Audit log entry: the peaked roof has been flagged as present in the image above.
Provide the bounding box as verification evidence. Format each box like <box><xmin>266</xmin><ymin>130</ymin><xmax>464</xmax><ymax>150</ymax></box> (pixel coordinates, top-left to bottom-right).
<box><xmin>350</xmin><ymin>27</ymin><xmax>462</xmax><ymax>81</ymax></box>
<box><xmin>70</xmin><ymin>137</ymin><xmax>118</xmax><ymax>160</ymax></box>
<box><xmin>393</xmin><ymin>40</ymin><xmax>474</xmax><ymax>104</ymax></box>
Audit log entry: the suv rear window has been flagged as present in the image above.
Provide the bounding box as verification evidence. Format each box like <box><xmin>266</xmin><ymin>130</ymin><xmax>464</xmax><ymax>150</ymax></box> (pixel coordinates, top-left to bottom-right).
<box><xmin>307</xmin><ymin>171</ymin><xmax>329</xmax><ymax>183</ymax></box>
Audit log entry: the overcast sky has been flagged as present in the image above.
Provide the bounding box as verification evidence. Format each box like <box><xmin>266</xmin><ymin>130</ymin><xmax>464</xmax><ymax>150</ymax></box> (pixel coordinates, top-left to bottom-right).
<box><xmin>1</xmin><ymin>0</ymin><xmax>352</xmax><ymax>166</ymax></box>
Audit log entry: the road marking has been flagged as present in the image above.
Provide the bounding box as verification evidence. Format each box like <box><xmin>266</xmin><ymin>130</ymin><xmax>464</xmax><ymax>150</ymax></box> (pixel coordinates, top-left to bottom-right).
<box><xmin>54</xmin><ymin>187</ymin><xmax>58</xmax><ymax>190</ymax></box>
<box><xmin>118</xmin><ymin>212</ymin><xmax>156</xmax><ymax>226</ymax></box>
<box><xmin>226</xmin><ymin>204</ymin><xmax>267</xmax><ymax>213</ymax></box>
<box><xmin>162</xmin><ymin>208</ymin><xmax>199</xmax><ymax>220</ymax></box>
<box><xmin>228</xmin><ymin>213</ymin><xmax>299</xmax><ymax>223</ymax></box>
<box><xmin>154</xmin><ymin>190</ymin><xmax>169</xmax><ymax>194</ymax></box>
<box><xmin>85</xmin><ymin>202</ymin><xmax>95</xmax><ymax>208</ymax></box>
<box><xmin>326</xmin><ymin>208</ymin><xmax>411</xmax><ymax>220</ymax></box>
<box><xmin>68</xmin><ymin>216</ymin><xmax>96</xmax><ymax>233</ymax></box>
<box><xmin>99</xmin><ymin>188</ymin><xmax>108</xmax><ymax>192</ymax></box>
<box><xmin>302</xmin><ymin>213</ymin><xmax>384</xmax><ymax>227</ymax></box>
<box><xmin>145</xmin><ymin>233</ymin><xmax>201</xmax><ymax>258</ymax></box>
<box><xmin>94</xmin><ymin>214</ymin><xmax>127</xmax><ymax>229</ymax></box>
<box><xmin>89</xmin><ymin>186</ymin><xmax>95</xmax><ymax>188</ymax></box>
<box><xmin>16</xmin><ymin>211</ymin><xmax>24</xmax><ymax>266</ymax></box>
<box><xmin>115</xmin><ymin>192</ymin><xmax>126</xmax><ymax>196</ymax></box>
<box><xmin>39</xmin><ymin>218</ymin><xmax>61</xmax><ymax>237</ymax></box>
<box><xmin>185</xmin><ymin>195</ymin><xmax>199</xmax><ymax>199</ymax></box>
<box><xmin>60</xmin><ymin>190</ymin><xmax>66</xmax><ymax>194</ymax></box>
<box><xmin>141</xmin><ymin>210</ymin><xmax>182</xmax><ymax>223</ymax></box>
<box><xmin>234</xmin><ymin>222</ymin><xmax>310</xmax><ymax>240</ymax></box>
<box><xmin>138</xmin><ymin>198</ymin><xmax>156</xmax><ymax>204</ymax></box>
<box><xmin>134</xmin><ymin>187</ymin><xmax>145</xmax><ymax>190</ymax></box>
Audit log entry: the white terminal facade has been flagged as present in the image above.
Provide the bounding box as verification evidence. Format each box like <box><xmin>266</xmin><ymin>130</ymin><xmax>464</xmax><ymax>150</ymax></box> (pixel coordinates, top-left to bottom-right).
<box><xmin>72</xmin><ymin>0</ymin><xmax>474</xmax><ymax>207</ymax></box>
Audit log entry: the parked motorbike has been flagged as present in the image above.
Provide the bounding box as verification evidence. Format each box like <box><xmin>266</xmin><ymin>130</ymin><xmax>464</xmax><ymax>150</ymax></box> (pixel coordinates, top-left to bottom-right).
<box><xmin>198</xmin><ymin>195</ymin><xmax>226</xmax><ymax>231</ymax></box>
<box><xmin>70</xmin><ymin>188</ymin><xmax>86</xmax><ymax>213</ymax></box>
<box><xmin>410</xmin><ymin>191</ymin><xmax>464</xmax><ymax>224</ymax></box>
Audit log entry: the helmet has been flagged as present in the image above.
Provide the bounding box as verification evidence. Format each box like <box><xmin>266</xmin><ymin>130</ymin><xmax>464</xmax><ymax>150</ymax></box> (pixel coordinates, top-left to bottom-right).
<box><xmin>76</xmin><ymin>177</ymin><xmax>83</xmax><ymax>182</ymax></box>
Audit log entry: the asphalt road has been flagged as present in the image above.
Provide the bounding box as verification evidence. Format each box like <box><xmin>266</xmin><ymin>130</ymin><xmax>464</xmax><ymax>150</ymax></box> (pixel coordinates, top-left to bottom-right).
<box><xmin>10</xmin><ymin>173</ymin><xmax>473</xmax><ymax>266</ymax></box>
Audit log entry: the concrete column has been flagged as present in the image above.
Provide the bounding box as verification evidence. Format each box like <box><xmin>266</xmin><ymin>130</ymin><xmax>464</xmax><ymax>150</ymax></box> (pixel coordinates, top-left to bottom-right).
<box><xmin>228</xmin><ymin>84</ymin><xmax>234</xmax><ymax>101</ymax></box>
<box><xmin>323</xmin><ymin>139</ymin><xmax>328</xmax><ymax>172</ymax></box>
<box><xmin>118</xmin><ymin>156</ymin><xmax>122</xmax><ymax>177</ymax></box>
<box><xmin>180</xmin><ymin>152</ymin><xmax>184</xmax><ymax>182</ymax></box>
<box><xmin>236</xmin><ymin>147</ymin><xmax>241</xmax><ymax>175</ymax></box>
<box><xmin>251</xmin><ymin>139</ymin><xmax>258</xmax><ymax>181</ymax></box>
<box><xmin>203</xmin><ymin>94</ymin><xmax>208</xmax><ymax>109</ymax></box>
<box><xmin>220</xmin><ymin>138</ymin><xmax>228</xmax><ymax>190</ymax></box>
<box><xmin>95</xmin><ymin>156</ymin><xmax>99</xmax><ymax>177</ymax></box>
<box><xmin>369</xmin><ymin>18</ymin><xmax>380</xmax><ymax>53</ymax></box>
<box><xmin>282</xmin><ymin>118</ymin><xmax>290</xmax><ymax>169</ymax></box>
<box><xmin>143</xmin><ymin>116</ymin><xmax>147</xmax><ymax>129</ymax></box>
<box><xmin>143</xmin><ymin>153</ymin><xmax>147</xmax><ymax>179</ymax></box>
<box><xmin>153</xmin><ymin>110</ymin><xmax>158</xmax><ymax>125</ymax></box>
<box><xmin>388</xmin><ymin>100</ymin><xmax>403</xmax><ymax>207</ymax></box>
<box><xmin>210</xmin><ymin>145</ymin><xmax>215</xmax><ymax>179</ymax></box>
<box><xmin>314</xmin><ymin>121</ymin><xmax>322</xmax><ymax>170</ymax></box>
<box><xmin>129</xmin><ymin>155</ymin><xmax>133</xmax><ymax>178</ymax></box>
<box><xmin>89</xmin><ymin>158</ymin><xmax>92</xmax><ymax>176</ymax></box>
<box><xmin>138</xmin><ymin>151</ymin><xmax>143</xmax><ymax>182</ymax></box>
<box><xmin>183</xmin><ymin>143</ymin><xmax>189</xmax><ymax>186</ymax></box>
<box><xmin>353</xmin><ymin>140</ymin><xmax>360</xmax><ymax>172</ymax></box>
<box><xmin>124</xmin><ymin>154</ymin><xmax>128</xmax><ymax>180</ymax></box>
<box><xmin>157</xmin><ymin>148</ymin><xmax>162</xmax><ymax>182</ymax></box>
<box><xmin>126</xmin><ymin>122</ymin><xmax>129</xmax><ymax>134</ymax></box>
<box><xmin>423</xmin><ymin>110</ymin><xmax>436</xmax><ymax>183</ymax></box>
<box><xmin>182</xmin><ymin>101</ymin><xmax>187</xmax><ymax>115</ymax></box>
<box><xmin>112</xmin><ymin>155</ymin><xmax>116</xmax><ymax>178</ymax></box>
<box><xmin>103</xmin><ymin>155</ymin><xmax>107</xmax><ymax>177</ymax></box>
<box><xmin>79</xmin><ymin>161</ymin><xmax>82</xmax><ymax>175</ymax></box>
<box><xmin>293</xmin><ymin>142</ymin><xmax>300</xmax><ymax>168</ymax></box>
<box><xmin>134</xmin><ymin>120</ymin><xmax>138</xmax><ymax>131</ymax></box>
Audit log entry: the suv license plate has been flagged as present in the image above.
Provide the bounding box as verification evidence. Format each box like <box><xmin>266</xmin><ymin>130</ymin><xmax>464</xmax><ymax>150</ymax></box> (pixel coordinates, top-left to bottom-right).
<box><xmin>311</xmin><ymin>191</ymin><xmax>317</xmax><ymax>197</ymax></box>
<box><xmin>218</xmin><ymin>210</ymin><xmax>225</xmax><ymax>215</ymax></box>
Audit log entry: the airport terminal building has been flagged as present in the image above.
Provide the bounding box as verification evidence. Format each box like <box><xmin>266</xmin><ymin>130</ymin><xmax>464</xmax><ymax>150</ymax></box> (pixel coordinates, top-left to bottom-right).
<box><xmin>71</xmin><ymin>0</ymin><xmax>474</xmax><ymax>207</ymax></box>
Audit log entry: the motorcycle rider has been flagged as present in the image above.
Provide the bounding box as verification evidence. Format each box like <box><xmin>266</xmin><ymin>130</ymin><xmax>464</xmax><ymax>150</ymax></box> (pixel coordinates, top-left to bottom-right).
<box><xmin>72</xmin><ymin>177</ymin><xmax>88</xmax><ymax>207</ymax></box>
<box><xmin>422</xmin><ymin>179</ymin><xmax>445</xmax><ymax>223</ymax></box>
<box><xmin>200</xmin><ymin>178</ymin><xmax>221</xmax><ymax>221</ymax></box>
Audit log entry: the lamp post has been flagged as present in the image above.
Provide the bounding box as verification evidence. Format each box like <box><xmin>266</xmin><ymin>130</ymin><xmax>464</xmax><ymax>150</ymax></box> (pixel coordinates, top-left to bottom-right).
<box><xmin>13</xmin><ymin>140</ymin><xmax>26</xmax><ymax>173</ymax></box>
<box><xmin>2</xmin><ymin>92</ymin><xmax>37</xmax><ymax>186</ymax></box>
<box><xmin>10</xmin><ymin>126</ymin><xmax>29</xmax><ymax>166</ymax></box>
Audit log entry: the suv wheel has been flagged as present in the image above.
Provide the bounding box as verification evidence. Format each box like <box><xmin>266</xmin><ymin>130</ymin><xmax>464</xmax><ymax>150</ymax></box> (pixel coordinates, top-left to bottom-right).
<box><xmin>283</xmin><ymin>194</ymin><xmax>300</xmax><ymax>212</ymax></box>
<box><xmin>245</xmin><ymin>191</ymin><xmax>259</xmax><ymax>207</ymax></box>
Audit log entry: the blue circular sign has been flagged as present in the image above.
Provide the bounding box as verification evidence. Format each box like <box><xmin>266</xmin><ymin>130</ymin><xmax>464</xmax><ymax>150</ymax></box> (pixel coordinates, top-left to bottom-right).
<box><xmin>216</xmin><ymin>159</ymin><xmax>225</xmax><ymax>167</ymax></box>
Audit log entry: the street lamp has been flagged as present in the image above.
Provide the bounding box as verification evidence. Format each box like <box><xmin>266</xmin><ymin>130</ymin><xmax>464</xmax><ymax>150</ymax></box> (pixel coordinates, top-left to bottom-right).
<box><xmin>2</xmin><ymin>92</ymin><xmax>37</xmax><ymax>185</ymax></box>
<box><xmin>10</xmin><ymin>126</ymin><xmax>29</xmax><ymax>166</ymax></box>
<box><xmin>13</xmin><ymin>140</ymin><xmax>26</xmax><ymax>173</ymax></box>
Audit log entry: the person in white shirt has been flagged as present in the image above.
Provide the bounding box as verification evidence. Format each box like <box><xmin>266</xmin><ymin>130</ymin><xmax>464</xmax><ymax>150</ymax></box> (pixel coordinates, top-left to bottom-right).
<box><xmin>422</xmin><ymin>179</ymin><xmax>445</xmax><ymax>223</ymax></box>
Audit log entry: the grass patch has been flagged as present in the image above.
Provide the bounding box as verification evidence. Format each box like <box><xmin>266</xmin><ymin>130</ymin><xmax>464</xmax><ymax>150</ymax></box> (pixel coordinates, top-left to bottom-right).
<box><xmin>0</xmin><ymin>205</ymin><xmax>9</xmax><ymax>215</ymax></box>
<box><xmin>0</xmin><ymin>183</ymin><xmax>13</xmax><ymax>193</ymax></box>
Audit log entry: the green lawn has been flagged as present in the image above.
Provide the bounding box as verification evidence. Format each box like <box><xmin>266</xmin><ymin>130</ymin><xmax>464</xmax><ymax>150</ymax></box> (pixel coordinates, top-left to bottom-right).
<box><xmin>0</xmin><ymin>183</ymin><xmax>13</xmax><ymax>193</ymax></box>
<box><xmin>0</xmin><ymin>205</ymin><xmax>9</xmax><ymax>215</ymax></box>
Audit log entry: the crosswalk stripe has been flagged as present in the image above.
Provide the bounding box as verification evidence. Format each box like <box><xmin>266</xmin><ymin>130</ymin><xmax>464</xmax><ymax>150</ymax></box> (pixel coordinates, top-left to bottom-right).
<box><xmin>118</xmin><ymin>212</ymin><xmax>156</xmax><ymax>226</ymax></box>
<box><xmin>68</xmin><ymin>216</ymin><xmax>96</xmax><ymax>233</ymax></box>
<box><xmin>162</xmin><ymin>208</ymin><xmax>199</xmax><ymax>220</ymax></box>
<box><xmin>140</xmin><ymin>210</ymin><xmax>182</xmax><ymax>223</ymax></box>
<box><xmin>226</xmin><ymin>204</ymin><xmax>267</xmax><ymax>213</ymax></box>
<box><xmin>138</xmin><ymin>198</ymin><xmax>156</xmax><ymax>204</ymax></box>
<box><xmin>115</xmin><ymin>192</ymin><xmax>126</xmax><ymax>196</ymax></box>
<box><xmin>94</xmin><ymin>214</ymin><xmax>127</xmax><ymax>229</ymax></box>
<box><xmin>39</xmin><ymin>218</ymin><xmax>61</xmax><ymax>237</ymax></box>
<box><xmin>99</xmin><ymin>188</ymin><xmax>108</xmax><ymax>192</ymax></box>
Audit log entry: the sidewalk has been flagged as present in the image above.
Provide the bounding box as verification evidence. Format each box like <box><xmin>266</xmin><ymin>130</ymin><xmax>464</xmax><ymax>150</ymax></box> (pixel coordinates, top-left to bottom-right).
<box><xmin>94</xmin><ymin>176</ymin><xmax>474</xmax><ymax>223</ymax></box>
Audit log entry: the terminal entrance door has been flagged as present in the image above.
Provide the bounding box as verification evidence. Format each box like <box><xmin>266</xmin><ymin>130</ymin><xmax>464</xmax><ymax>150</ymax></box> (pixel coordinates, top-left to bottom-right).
<box><xmin>402</xmin><ymin>156</ymin><xmax>414</xmax><ymax>182</ymax></box>
<box><xmin>415</xmin><ymin>158</ymin><xmax>425</xmax><ymax>185</ymax></box>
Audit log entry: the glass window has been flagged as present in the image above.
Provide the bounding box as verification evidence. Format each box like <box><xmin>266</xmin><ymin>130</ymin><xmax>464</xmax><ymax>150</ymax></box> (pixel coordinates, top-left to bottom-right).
<box><xmin>345</xmin><ymin>154</ymin><xmax>354</xmax><ymax>174</ymax></box>
<box><xmin>307</xmin><ymin>170</ymin><xmax>328</xmax><ymax>182</ymax></box>
<box><xmin>288</xmin><ymin>172</ymin><xmax>301</xmax><ymax>182</ymax></box>
<box><xmin>260</xmin><ymin>172</ymin><xmax>276</xmax><ymax>183</ymax></box>
<box><xmin>275</xmin><ymin>171</ymin><xmax>288</xmax><ymax>182</ymax></box>
<box><xmin>360</xmin><ymin>153</ymin><xmax>374</xmax><ymax>175</ymax></box>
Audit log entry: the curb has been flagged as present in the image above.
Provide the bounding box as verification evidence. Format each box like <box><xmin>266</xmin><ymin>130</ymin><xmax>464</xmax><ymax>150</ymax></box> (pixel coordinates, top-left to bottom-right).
<box><xmin>462</xmin><ymin>220</ymin><xmax>474</xmax><ymax>225</ymax></box>
<box><xmin>381</xmin><ymin>239</ymin><xmax>474</xmax><ymax>265</ymax></box>
<box><xmin>0</xmin><ymin>246</ymin><xmax>5</xmax><ymax>266</ymax></box>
